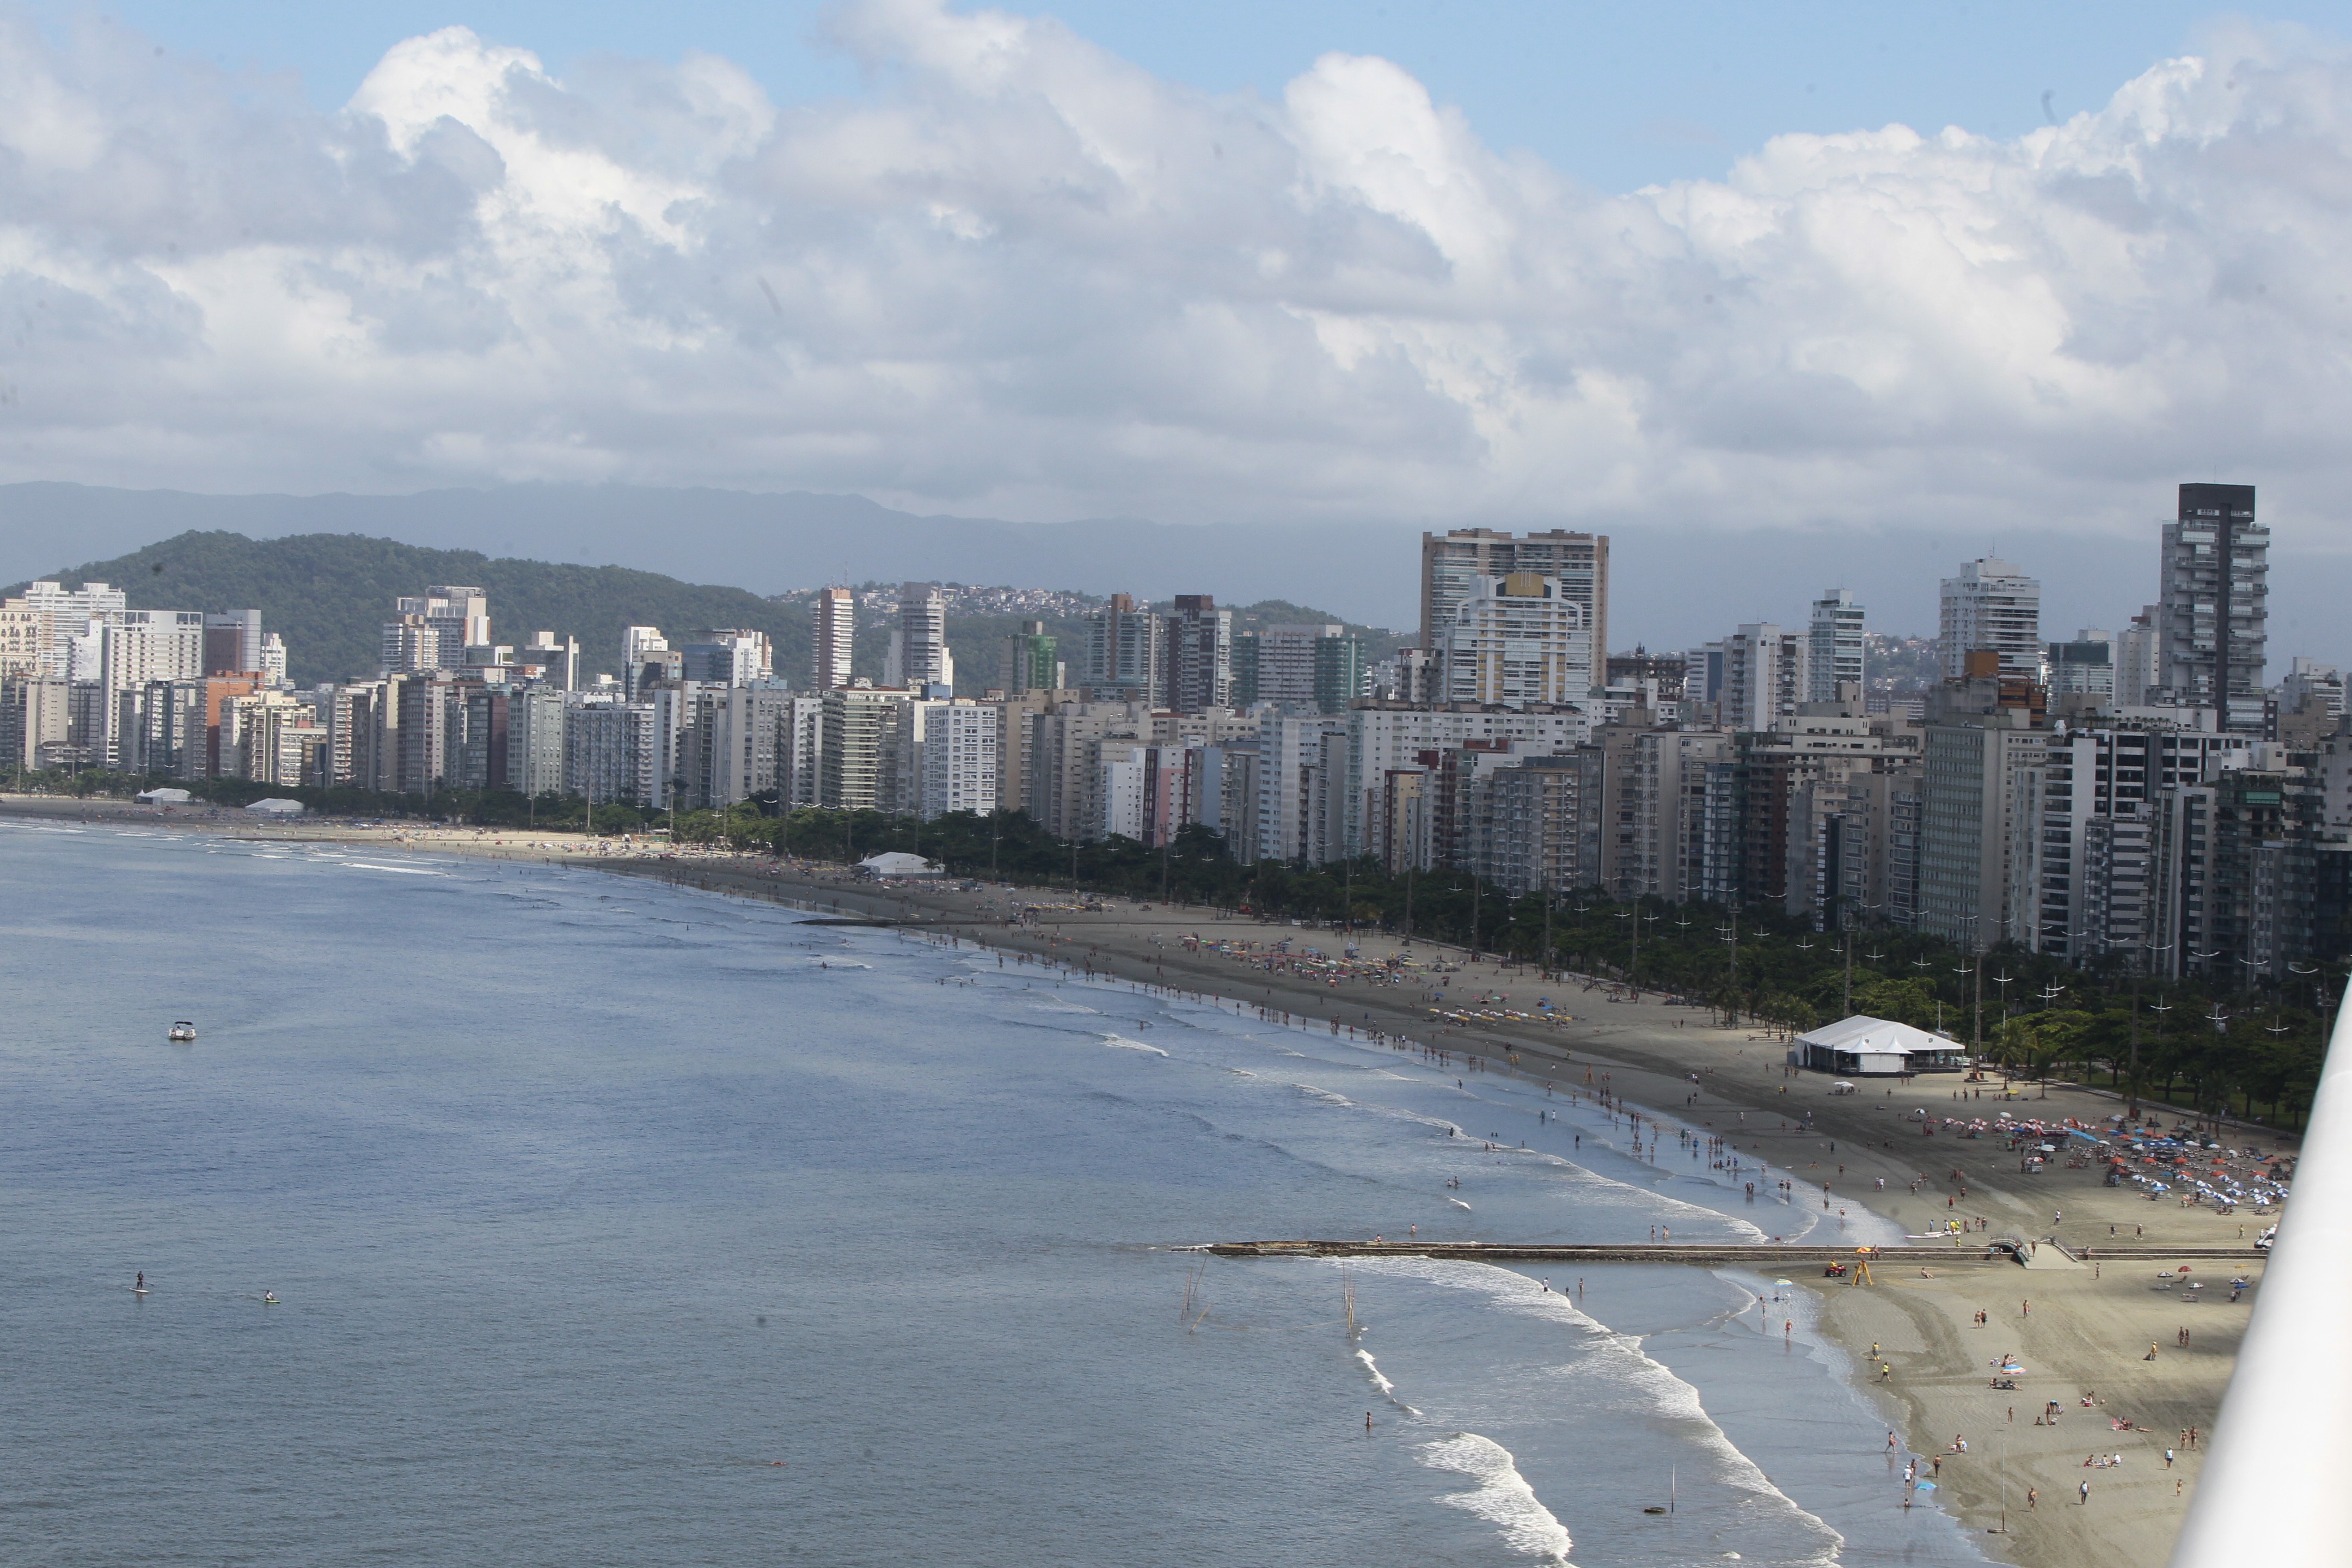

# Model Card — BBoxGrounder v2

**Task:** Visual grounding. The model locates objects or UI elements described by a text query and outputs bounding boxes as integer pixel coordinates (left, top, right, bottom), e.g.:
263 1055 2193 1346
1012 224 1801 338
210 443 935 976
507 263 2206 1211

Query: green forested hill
9 531 811 685
10 530 1405 689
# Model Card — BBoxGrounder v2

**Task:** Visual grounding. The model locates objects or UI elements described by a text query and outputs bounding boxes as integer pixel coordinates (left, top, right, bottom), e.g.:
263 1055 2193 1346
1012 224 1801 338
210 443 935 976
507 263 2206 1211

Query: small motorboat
167 1021 197 1043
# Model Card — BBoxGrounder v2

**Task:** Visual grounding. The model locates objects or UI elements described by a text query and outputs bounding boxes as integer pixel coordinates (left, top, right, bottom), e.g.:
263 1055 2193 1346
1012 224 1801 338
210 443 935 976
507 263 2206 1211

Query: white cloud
0 1 2347 546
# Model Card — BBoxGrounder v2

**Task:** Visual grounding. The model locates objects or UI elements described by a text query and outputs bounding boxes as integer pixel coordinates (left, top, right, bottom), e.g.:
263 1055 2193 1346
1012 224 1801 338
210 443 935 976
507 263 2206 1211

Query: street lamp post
2131 940 2175 1119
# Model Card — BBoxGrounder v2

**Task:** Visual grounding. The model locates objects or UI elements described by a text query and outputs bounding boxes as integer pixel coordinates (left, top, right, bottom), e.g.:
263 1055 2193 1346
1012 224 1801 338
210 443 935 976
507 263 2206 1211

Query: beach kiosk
1792 1015 1968 1077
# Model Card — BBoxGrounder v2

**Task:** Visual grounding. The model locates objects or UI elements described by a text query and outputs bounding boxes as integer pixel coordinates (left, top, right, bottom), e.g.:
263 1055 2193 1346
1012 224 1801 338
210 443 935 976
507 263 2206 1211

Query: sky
4 1 2352 641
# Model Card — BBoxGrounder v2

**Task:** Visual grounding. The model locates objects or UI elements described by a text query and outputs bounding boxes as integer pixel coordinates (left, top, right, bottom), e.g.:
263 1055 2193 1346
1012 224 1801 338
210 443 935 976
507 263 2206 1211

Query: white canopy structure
2169 984 2352 1567
1792 1015 1968 1076
136 787 192 804
856 851 942 878
243 798 305 816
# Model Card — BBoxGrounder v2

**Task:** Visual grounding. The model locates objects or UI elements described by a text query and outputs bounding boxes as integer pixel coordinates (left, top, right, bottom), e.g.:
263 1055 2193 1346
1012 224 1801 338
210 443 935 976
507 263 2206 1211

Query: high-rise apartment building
1805 590 1865 705
2115 607 2161 706
1419 529 1609 672
1235 626 1367 714
1000 622 1061 694
507 687 568 796
886 584 951 693
679 630 774 687
2159 482 2269 732
1436 574 1594 710
566 696 659 806
1466 751 1606 899
819 683 915 811
97 611 207 766
1085 595 1161 705
0 598 46 677
204 610 263 675
2013 722 2249 961
911 700 1001 820
1938 559 2042 682
16 581 127 675
1163 595 1232 714
380 587 488 675
1717 624 1806 733
812 588 856 691
2045 633 2116 701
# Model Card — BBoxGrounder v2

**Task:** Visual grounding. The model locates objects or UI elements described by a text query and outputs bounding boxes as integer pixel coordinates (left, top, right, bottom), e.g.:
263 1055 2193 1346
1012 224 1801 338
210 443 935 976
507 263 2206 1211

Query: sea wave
1420 1432 1573 1563
1365 1257 1844 1565
1355 1348 1420 1414
1100 1034 1168 1056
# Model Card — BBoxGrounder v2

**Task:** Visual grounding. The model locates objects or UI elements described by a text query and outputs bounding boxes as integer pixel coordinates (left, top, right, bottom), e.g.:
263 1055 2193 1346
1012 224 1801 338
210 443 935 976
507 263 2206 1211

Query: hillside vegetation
8 531 806 686
15 531 1399 688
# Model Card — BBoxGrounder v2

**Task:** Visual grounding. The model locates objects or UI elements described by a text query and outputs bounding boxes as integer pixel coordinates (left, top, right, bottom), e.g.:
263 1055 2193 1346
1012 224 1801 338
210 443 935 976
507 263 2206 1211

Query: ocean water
0 824 1987 1567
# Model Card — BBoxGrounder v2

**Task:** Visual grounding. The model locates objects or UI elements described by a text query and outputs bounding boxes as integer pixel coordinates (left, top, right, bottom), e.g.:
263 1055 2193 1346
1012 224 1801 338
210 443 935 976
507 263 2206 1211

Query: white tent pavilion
856 851 942 878
1792 1015 1968 1076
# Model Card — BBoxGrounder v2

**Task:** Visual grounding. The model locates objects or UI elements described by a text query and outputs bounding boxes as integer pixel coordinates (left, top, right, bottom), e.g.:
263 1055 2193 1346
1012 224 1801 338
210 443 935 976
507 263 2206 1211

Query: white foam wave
1421 1432 1573 1563
340 862 443 875
1355 1348 1420 1414
1100 1034 1168 1056
1449 1198 1473 1211
1359 1256 1844 1564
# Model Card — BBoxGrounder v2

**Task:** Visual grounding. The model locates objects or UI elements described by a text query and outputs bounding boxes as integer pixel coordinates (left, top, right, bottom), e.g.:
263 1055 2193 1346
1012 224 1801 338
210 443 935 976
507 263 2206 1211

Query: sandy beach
12 797 2281 1566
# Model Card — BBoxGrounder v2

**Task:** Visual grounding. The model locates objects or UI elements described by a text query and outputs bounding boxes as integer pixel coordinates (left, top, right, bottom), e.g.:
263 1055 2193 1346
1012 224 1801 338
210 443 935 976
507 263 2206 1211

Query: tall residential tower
1420 529 1608 690
2159 482 2268 732
812 587 856 691
1938 559 2041 682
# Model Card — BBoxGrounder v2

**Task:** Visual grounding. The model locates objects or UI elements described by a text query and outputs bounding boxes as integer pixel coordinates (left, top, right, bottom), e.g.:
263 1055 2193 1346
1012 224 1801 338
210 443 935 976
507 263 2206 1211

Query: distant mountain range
10 529 1397 687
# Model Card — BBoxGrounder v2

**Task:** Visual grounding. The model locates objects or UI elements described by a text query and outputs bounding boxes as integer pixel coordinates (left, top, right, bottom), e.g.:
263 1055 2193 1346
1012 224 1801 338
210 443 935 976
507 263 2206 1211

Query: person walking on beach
2027 1488 2038 1510
2079 1480 2090 1505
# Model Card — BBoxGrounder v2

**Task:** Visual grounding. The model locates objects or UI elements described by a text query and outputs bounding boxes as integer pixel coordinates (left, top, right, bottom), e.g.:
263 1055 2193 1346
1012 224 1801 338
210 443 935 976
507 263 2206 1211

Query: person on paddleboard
136 1272 145 1292
262 1292 278 1304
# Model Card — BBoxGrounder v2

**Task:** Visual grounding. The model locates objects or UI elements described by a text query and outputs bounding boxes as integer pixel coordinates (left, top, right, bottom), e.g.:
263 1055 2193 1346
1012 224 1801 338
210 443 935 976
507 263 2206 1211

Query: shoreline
13 798 2279 1565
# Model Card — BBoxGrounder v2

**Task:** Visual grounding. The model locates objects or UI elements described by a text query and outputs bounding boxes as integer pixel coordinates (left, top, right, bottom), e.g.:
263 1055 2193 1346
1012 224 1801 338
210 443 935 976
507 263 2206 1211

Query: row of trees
14 762 2332 1132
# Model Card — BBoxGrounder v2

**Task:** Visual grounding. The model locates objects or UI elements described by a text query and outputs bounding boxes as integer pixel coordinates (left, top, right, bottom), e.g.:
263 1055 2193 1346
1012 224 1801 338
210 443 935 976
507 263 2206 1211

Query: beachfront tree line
22 763 2330 1132
785 805 2333 1135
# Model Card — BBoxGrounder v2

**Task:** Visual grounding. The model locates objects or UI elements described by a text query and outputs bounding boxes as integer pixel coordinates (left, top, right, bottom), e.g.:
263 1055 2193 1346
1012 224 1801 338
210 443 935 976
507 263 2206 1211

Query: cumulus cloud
0 0 2347 543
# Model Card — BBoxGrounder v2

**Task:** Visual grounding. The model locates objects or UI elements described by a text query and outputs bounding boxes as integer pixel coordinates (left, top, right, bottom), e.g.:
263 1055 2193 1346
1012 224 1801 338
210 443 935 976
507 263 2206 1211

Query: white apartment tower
381 586 489 673
812 587 856 691
1805 589 1864 705
1718 623 1806 732
1938 559 2042 682
886 583 951 693
16 580 127 676
1437 573 1594 710
1419 529 1609 674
